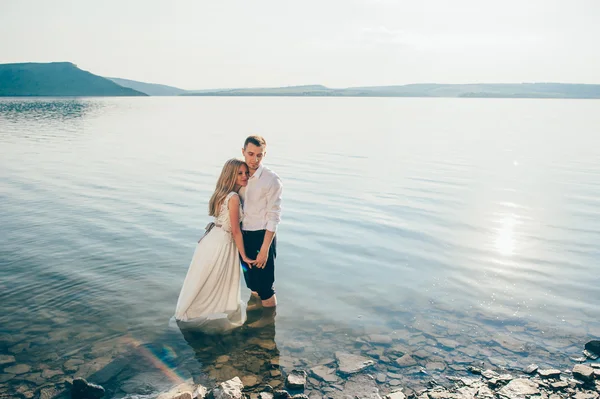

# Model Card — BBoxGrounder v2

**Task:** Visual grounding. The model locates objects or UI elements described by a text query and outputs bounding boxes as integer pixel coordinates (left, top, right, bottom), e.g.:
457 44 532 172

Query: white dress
174 192 246 333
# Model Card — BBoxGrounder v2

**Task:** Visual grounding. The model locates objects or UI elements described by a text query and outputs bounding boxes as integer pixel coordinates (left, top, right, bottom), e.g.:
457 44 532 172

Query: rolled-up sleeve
265 176 283 233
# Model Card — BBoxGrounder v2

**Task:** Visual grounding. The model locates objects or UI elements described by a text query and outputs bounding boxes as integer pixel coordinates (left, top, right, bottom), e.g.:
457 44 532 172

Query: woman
174 158 254 333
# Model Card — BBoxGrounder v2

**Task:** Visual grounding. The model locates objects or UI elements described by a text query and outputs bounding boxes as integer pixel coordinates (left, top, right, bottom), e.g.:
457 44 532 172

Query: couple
174 135 282 333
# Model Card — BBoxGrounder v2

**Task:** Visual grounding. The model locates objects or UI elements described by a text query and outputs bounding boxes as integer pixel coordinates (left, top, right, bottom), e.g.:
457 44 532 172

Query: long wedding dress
174 192 246 333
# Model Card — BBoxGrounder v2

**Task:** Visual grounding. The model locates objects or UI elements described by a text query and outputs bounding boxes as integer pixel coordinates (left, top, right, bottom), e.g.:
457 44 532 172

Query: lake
1 97 599 398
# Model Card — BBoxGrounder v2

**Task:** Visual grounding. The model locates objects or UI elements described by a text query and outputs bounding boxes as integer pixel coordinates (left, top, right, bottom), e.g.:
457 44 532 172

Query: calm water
1 97 599 397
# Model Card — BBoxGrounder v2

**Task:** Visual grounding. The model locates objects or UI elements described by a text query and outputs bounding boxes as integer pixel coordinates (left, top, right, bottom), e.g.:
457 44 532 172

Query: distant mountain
108 77 186 96
181 83 600 99
0 62 146 97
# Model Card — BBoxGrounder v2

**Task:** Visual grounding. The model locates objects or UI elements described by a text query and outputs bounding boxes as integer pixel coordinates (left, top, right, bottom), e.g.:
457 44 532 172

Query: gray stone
310 365 337 383
437 339 459 349
549 381 569 390
211 377 244 399
572 393 599 399
538 369 561 379
335 352 375 375
0 373 15 383
369 335 393 345
259 393 274 399
72 378 105 399
481 370 498 379
573 364 595 382
389 380 402 386
524 364 539 374
425 362 446 372
286 370 307 390
385 392 406 399
325 374 382 399
0 355 16 365
376 373 387 383
3 364 31 374
396 355 417 368
498 379 539 399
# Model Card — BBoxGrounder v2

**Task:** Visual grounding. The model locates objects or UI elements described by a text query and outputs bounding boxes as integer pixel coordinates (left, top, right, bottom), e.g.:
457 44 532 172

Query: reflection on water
1 97 599 398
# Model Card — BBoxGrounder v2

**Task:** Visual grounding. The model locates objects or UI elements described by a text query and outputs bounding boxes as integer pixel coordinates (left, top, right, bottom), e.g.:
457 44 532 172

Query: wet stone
437 339 459 349
0 355 16 365
259 393 274 399
72 378 105 399
0 373 15 383
573 364 595 382
524 364 539 374
385 392 406 399
38 385 67 399
370 335 393 345
584 350 599 361
212 377 244 399
335 352 375 375
286 370 307 390
310 365 338 383
271 370 282 377
591 364 600 369
396 355 417 368
4 363 31 374
539 369 562 379
585 341 600 357
389 379 402 386
241 375 260 388
498 379 539 399
549 381 569 390
217 355 231 364
425 362 446 372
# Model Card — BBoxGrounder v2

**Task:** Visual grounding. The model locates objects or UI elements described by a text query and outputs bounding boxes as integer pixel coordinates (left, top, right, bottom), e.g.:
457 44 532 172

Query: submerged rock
310 365 337 383
523 364 538 374
335 352 375 375
0 355 16 365
72 378 105 399
286 370 307 390
3 364 31 374
326 374 381 399
395 354 417 368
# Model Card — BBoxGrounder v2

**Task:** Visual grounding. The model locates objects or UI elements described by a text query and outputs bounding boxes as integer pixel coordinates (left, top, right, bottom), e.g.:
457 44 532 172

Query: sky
1 0 599 89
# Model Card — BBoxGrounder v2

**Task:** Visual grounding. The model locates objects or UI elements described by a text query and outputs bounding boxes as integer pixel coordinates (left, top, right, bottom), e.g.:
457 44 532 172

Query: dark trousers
242 230 276 300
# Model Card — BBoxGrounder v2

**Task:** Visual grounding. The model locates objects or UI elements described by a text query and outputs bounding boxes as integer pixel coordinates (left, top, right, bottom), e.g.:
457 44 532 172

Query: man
239 135 283 328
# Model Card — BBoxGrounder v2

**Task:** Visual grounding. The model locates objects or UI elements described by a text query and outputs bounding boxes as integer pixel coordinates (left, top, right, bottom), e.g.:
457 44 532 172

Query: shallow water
1 97 599 397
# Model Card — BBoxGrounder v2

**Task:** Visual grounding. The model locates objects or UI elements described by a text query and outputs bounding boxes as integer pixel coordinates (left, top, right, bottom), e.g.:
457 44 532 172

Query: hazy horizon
1 0 600 89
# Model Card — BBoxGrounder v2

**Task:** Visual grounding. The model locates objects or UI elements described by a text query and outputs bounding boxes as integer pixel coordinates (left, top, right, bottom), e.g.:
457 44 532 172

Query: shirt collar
251 163 265 179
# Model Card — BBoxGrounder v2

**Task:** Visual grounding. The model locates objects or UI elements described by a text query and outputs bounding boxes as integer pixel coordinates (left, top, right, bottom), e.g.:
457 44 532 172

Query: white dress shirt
240 164 283 233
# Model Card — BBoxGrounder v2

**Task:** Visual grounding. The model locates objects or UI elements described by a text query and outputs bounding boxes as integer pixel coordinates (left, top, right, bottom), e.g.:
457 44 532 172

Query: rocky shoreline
12 341 597 399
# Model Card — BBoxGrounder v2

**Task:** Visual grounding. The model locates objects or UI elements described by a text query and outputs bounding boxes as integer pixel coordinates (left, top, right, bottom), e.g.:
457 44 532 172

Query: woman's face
236 164 249 187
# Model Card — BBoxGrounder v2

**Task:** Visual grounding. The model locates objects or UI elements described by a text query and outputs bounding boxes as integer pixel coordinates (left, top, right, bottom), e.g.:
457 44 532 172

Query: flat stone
426 362 446 372
498 378 539 399
310 365 338 383
286 370 307 390
538 369 561 379
573 364 595 382
0 373 15 383
212 377 244 399
396 355 417 368
241 375 260 388
389 379 402 386
572 393 599 399
369 335 393 345
259 393 274 399
549 381 569 390
0 355 16 365
271 370 282 377
335 352 375 375
41 368 64 379
590 363 600 369
376 373 387 383
524 364 538 374
326 374 382 399
584 350 599 360
3 364 31 374
249 338 277 351
437 338 459 349
217 355 231 363
385 392 406 399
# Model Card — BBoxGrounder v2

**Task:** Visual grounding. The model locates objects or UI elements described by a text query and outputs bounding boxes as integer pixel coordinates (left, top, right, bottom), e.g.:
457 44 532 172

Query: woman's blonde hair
208 158 248 217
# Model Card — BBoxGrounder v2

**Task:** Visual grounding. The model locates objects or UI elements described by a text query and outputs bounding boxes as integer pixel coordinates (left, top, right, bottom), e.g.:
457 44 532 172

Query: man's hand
241 255 256 269
255 249 269 269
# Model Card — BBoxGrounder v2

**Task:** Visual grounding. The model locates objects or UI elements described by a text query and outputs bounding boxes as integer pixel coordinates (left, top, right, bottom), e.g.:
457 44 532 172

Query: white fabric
174 192 246 333
239 164 283 232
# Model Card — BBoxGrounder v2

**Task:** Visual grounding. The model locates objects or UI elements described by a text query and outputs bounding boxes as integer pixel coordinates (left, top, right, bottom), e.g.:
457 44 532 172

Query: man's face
242 143 266 172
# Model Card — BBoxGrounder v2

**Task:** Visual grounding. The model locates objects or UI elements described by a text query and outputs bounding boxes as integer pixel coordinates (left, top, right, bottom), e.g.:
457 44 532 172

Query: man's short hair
244 135 267 149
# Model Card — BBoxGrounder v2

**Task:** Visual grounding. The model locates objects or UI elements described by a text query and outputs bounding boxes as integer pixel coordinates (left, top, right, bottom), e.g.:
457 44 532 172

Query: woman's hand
241 255 255 268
